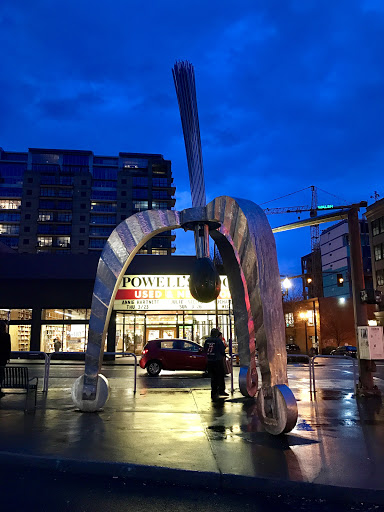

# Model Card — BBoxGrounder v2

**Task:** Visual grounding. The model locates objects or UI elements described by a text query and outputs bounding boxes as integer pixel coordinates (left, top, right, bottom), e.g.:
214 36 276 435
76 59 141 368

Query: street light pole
304 319 308 354
348 208 379 396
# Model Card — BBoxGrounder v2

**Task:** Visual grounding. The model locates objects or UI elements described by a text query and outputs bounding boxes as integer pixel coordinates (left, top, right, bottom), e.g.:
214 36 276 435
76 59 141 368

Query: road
10 357 384 394
2 464 382 512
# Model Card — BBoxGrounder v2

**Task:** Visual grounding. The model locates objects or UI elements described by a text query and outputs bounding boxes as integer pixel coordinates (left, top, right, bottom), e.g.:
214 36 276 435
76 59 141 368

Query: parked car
330 345 357 358
139 339 208 376
286 343 301 354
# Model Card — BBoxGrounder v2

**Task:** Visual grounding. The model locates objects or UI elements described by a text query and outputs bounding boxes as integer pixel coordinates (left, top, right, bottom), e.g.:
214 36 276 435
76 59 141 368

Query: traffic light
337 274 344 287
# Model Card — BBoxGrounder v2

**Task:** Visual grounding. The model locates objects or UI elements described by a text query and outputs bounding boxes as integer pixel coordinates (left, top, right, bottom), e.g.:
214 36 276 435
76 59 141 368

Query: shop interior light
55 310 75 318
338 297 346 305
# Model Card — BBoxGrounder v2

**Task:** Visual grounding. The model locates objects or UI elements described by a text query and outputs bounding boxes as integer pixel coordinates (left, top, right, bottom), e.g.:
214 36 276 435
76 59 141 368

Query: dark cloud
0 0 383 273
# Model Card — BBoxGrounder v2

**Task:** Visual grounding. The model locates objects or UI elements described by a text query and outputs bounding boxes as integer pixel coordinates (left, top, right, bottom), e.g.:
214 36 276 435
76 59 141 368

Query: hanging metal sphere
189 257 221 303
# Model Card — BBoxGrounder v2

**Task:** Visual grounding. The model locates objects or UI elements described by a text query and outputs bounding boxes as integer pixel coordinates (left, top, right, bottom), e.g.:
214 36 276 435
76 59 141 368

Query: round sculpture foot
256 384 298 435
71 374 110 412
239 365 258 397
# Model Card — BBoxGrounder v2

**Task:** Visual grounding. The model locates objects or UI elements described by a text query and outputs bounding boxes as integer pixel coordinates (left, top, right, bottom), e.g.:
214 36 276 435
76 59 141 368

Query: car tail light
142 349 148 355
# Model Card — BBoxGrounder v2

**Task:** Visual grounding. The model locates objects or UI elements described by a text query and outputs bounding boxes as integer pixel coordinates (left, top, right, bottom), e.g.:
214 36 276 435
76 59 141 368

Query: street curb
1 451 383 505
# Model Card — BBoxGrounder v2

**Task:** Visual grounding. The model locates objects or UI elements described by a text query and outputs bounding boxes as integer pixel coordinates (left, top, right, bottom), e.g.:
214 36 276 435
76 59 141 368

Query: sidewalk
0 368 383 505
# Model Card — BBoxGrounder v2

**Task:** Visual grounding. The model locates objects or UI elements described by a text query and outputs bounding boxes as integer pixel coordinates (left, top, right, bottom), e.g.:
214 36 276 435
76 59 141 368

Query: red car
139 339 207 376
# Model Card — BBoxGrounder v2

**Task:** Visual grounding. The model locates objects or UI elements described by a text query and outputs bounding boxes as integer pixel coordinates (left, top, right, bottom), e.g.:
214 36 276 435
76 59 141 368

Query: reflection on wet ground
0 362 383 494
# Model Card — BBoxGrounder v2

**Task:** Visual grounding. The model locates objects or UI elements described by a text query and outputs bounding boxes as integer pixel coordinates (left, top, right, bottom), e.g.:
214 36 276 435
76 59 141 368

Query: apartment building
0 147 176 254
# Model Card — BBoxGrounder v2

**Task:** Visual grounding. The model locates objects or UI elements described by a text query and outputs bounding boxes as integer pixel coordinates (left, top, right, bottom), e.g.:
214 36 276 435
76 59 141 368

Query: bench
1 366 38 411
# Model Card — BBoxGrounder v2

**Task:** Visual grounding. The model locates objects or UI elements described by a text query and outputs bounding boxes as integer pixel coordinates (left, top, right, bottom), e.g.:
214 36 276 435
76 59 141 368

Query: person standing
204 328 228 401
53 338 61 352
0 321 11 398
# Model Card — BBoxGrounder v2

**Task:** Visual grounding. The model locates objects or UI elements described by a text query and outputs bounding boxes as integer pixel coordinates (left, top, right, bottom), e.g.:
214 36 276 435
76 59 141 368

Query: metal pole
313 300 318 354
304 320 308 354
228 300 234 394
348 208 379 395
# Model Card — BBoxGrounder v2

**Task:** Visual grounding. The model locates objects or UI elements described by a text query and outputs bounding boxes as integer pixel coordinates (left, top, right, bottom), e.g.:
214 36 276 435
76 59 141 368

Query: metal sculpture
71 61 298 435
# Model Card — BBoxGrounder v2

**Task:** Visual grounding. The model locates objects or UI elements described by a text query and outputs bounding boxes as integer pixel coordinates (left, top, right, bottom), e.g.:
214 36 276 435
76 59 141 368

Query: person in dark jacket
204 327 228 401
0 321 11 397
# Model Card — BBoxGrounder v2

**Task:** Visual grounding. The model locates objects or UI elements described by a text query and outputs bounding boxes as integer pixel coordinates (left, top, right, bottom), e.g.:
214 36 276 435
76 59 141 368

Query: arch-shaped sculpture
72 196 297 434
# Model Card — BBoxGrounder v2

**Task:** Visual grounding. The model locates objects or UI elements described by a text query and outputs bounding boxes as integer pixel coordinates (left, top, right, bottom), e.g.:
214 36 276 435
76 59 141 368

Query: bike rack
311 354 357 397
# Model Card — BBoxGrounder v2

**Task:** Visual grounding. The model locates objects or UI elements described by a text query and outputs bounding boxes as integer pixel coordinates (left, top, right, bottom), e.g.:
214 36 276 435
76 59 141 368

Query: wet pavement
0 361 383 504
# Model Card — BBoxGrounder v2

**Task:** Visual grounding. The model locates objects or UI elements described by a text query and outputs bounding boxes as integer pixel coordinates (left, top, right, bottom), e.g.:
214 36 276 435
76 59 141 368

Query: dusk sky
1 0 383 281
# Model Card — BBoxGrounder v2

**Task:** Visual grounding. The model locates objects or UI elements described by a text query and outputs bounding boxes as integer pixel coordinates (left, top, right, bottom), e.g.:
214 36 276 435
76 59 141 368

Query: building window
89 226 113 236
26 190 32 195
121 179 127 185
81 180 87 185
81 191 86 197
132 177 148 187
133 201 148 211
80 215 86 221
377 269 384 286
152 249 168 255
121 191 126 196
90 215 116 225
24 227 30 232
0 212 20 221
153 190 169 199
80 228 85 233
80 204 86 209
132 189 148 200
377 269 384 287
0 199 21 210
37 236 53 247
90 202 117 212
152 201 168 210
27 177 33 183
79 240 85 246
284 313 294 327
92 168 118 180
121 203 126 208
374 243 383 261
26 202 31 207
89 239 107 249
23 239 29 245
25 214 31 220
153 178 168 187
0 224 19 235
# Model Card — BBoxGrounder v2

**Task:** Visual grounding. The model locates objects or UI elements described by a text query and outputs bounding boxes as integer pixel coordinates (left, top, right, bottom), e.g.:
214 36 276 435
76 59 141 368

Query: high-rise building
320 219 372 298
0 147 176 254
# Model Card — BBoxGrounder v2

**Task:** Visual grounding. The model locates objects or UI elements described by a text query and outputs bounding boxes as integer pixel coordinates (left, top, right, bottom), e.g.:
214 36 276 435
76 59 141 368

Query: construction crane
263 186 321 249
262 186 367 251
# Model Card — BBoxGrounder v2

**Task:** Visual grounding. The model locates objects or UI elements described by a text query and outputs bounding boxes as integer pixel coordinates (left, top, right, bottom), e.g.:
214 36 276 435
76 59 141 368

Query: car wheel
146 360 161 376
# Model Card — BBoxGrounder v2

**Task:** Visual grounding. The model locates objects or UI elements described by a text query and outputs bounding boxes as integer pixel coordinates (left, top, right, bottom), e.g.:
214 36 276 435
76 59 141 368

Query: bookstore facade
0 254 234 356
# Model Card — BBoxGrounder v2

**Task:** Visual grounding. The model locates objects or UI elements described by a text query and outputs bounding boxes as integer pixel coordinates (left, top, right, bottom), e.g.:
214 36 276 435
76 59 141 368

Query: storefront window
42 324 88 353
42 309 90 320
9 324 31 351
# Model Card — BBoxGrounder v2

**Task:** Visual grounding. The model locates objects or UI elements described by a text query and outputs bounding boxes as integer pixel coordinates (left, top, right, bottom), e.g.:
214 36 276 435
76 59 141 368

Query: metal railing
287 354 313 395
103 352 137 394
10 350 137 394
311 355 357 396
10 351 50 392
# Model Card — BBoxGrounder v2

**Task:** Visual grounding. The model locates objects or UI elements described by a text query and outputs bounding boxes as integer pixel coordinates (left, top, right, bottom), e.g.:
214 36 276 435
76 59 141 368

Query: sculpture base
72 374 110 412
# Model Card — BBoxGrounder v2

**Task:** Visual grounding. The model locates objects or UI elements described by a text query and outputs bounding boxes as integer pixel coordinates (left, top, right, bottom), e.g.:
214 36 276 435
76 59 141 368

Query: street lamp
282 277 292 298
299 310 311 354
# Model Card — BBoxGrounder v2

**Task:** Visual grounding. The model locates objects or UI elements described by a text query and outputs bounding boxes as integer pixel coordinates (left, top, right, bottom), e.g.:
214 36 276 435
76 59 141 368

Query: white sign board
358 326 384 360
113 275 231 311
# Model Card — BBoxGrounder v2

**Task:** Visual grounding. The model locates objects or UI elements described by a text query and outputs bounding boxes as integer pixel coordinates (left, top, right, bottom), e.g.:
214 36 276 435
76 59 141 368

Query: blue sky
1 0 383 280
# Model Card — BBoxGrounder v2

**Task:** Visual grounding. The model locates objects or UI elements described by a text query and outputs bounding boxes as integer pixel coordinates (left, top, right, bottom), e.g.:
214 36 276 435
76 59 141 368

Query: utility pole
348 208 379 396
